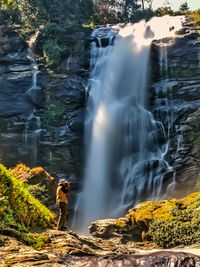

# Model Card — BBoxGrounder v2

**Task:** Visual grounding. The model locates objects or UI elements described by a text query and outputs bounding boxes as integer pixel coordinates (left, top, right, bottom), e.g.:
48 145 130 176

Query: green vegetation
91 0 154 24
191 9 200 26
183 113 200 156
24 232 50 250
127 192 200 247
10 164 57 208
0 0 47 27
41 21 81 67
116 219 126 228
1 0 199 69
43 40 62 67
0 163 54 249
179 1 190 13
42 101 66 129
0 0 93 68
195 174 200 191
27 183 49 207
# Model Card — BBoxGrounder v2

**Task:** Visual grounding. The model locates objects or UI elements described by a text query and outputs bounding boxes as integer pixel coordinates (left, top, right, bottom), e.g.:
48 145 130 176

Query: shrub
127 192 200 248
116 219 125 228
42 101 66 129
43 40 62 67
149 220 200 248
24 232 50 250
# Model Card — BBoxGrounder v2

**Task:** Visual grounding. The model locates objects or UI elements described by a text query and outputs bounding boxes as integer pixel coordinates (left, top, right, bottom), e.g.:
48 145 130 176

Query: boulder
11 164 58 207
90 192 200 248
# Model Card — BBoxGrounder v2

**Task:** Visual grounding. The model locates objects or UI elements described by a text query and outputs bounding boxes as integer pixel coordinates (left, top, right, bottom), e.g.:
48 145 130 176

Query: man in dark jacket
56 179 70 231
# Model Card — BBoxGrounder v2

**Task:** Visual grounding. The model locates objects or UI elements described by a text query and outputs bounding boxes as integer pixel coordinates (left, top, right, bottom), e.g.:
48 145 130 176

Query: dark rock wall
0 25 45 167
0 24 91 221
150 23 200 197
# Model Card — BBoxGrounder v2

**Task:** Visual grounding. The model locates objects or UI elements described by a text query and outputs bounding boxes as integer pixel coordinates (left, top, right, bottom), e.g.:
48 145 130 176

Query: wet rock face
150 24 200 197
0 23 89 171
0 25 45 167
0 23 90 224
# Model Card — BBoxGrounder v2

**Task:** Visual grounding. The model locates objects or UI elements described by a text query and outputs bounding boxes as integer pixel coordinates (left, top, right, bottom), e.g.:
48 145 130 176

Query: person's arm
57 187 63 199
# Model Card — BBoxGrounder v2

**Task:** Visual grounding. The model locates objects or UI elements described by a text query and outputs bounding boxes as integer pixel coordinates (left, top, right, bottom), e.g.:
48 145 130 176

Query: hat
59 179 67 185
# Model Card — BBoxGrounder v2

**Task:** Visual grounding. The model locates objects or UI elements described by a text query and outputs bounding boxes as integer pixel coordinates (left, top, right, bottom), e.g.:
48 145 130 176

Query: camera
64 181 70 187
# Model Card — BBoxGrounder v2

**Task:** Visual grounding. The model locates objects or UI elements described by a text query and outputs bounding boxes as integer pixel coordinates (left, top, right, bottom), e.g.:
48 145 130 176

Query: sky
152 0 200 11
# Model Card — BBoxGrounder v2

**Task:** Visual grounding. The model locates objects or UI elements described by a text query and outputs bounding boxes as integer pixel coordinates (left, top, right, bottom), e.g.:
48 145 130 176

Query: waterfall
75 16 185 232
23 49 42 166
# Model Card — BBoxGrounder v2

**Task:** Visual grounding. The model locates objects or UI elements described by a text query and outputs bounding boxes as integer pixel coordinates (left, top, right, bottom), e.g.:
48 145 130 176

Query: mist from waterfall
74 16 185 232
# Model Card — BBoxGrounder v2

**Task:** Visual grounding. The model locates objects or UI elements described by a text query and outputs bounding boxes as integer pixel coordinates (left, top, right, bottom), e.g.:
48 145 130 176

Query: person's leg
57 202 67 230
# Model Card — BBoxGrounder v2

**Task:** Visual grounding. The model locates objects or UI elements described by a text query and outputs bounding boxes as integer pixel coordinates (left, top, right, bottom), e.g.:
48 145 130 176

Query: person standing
56 179 70 231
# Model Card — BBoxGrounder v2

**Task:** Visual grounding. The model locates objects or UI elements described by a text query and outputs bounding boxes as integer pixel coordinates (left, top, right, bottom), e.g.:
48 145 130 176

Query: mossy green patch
42 101 66 129
127 192 200 248
183 113 200 156
0 163 55 249
191 9 200 26
24 232 50 250
116 219 126 228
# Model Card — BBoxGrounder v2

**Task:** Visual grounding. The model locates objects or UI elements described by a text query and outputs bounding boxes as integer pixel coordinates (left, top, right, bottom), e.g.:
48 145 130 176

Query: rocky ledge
1 230 200 267
90 192 200 249
1 190 200 266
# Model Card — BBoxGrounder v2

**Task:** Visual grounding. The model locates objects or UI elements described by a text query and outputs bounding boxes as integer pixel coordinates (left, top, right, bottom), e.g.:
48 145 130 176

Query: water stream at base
74 16 185 232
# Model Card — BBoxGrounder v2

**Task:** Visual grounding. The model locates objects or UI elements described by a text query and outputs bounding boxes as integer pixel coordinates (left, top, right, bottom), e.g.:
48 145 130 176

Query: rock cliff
150 17 200 197
0 23 91 222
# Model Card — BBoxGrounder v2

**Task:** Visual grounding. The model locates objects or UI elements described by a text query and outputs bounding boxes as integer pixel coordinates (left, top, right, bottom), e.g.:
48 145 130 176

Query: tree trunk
141 0 144 11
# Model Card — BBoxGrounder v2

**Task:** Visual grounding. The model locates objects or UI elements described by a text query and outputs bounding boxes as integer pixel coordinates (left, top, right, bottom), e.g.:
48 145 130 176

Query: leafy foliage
0 0 48 27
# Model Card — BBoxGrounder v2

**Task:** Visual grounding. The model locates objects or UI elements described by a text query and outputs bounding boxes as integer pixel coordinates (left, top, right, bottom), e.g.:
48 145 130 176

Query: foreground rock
1 230 200 267
10 163 57 210
63 252 200 267
90 192 200 248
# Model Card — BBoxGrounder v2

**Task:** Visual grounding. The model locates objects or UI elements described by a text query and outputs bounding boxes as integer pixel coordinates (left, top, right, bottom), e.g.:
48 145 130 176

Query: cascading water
75 16 185 232
23 50 42 166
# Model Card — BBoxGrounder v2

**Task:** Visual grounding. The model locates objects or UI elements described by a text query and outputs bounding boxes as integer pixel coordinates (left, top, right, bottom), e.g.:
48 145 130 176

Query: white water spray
75 16 185 232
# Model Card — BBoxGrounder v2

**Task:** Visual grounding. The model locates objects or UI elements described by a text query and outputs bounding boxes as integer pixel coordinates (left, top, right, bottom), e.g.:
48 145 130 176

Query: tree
92 0 119 24
93 0 141 23
0 0 20 23
141 0 144 11
179 1 190 12
118 0 141 22
154 6 173 16
0 0 48 26
146 0 153 10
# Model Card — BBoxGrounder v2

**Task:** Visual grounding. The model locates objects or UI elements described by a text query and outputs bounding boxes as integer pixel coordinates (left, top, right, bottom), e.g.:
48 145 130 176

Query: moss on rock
0 163 55 249
128 192 200 247
10 163 57 208
90 192 200 248
183 109 200 156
